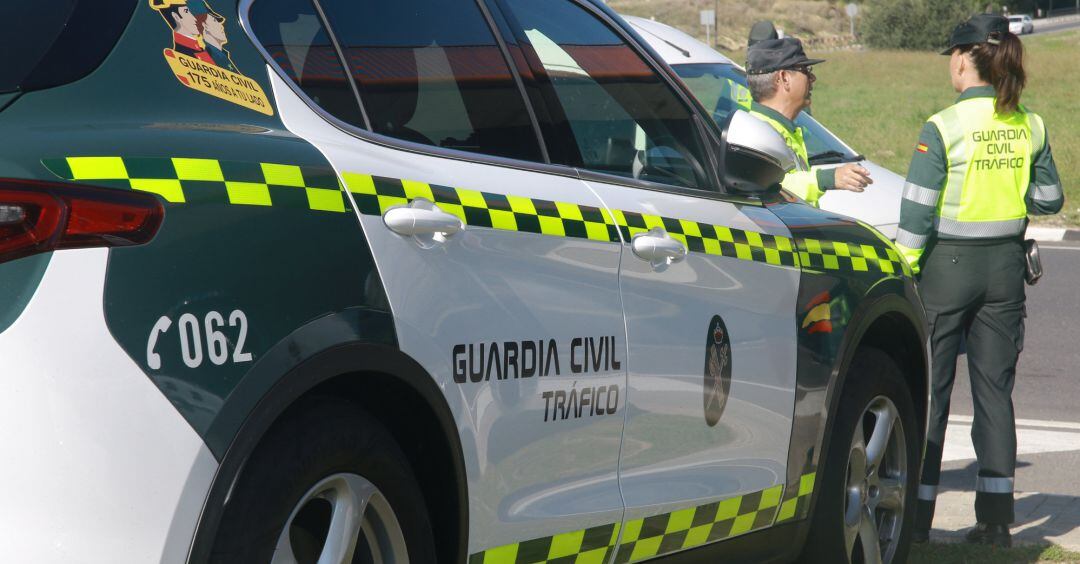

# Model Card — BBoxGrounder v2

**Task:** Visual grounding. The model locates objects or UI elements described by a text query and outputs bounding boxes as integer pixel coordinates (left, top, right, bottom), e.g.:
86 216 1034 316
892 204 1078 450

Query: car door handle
383 199 463 248
631 227 686 270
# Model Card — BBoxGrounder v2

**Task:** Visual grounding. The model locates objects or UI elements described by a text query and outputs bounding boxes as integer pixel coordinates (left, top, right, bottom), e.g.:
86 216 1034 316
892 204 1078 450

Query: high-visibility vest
749 110 822 205
926 98 1045 238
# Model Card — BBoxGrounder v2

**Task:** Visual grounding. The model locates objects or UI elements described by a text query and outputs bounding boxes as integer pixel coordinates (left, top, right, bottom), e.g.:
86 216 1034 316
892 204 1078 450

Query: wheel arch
829 290 930 445
808 289 929 522
187 340 468 564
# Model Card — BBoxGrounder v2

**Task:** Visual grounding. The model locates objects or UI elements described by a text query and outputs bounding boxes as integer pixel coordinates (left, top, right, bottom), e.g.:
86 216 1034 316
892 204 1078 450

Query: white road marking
950 414 1080 431
1041 246 1080 251
943 416 1080 462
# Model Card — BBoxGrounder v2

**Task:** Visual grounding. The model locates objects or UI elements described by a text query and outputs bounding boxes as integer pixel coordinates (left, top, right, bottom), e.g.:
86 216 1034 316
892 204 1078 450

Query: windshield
672 63 860 163
1009 16 1023 22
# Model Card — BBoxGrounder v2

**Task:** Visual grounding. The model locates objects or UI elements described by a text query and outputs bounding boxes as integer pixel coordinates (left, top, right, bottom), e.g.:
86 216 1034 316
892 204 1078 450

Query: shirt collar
173 32 203 52
957 85 996 102
750 102 798 134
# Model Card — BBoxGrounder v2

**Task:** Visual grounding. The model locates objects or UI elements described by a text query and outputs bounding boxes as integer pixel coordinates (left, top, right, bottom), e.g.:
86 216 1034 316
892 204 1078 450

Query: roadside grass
805 30 1080 225
911 541 1080 563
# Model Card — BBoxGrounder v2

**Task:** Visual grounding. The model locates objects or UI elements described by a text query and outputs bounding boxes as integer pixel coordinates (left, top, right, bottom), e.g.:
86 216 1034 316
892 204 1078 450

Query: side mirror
718 110 797 196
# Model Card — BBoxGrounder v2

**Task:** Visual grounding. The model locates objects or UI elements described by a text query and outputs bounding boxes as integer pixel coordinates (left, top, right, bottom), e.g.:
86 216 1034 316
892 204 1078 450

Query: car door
246 0 628 558
490 0 800 558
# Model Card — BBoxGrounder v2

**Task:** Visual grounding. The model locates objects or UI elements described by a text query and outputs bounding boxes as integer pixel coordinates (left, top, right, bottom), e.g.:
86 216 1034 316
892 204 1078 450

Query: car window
317 0 544 162
672 63 859 163
249 0 366 127
497 0 710 190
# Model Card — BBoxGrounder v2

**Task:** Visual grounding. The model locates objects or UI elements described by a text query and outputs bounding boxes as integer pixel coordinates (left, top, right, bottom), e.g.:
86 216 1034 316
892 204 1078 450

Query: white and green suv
0 1 928 562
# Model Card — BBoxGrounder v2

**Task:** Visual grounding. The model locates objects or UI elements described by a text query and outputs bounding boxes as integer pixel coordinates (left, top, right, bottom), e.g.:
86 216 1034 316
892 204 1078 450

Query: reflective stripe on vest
927 98 1045 238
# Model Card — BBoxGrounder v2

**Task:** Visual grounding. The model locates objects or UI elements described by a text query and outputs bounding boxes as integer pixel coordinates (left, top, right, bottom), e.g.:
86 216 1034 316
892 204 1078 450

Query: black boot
912 529 930 544
964 523 1012 547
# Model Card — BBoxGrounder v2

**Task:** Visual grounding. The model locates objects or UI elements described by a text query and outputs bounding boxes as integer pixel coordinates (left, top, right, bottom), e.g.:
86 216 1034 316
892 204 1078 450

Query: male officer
745 38 872 206
151 0 215 65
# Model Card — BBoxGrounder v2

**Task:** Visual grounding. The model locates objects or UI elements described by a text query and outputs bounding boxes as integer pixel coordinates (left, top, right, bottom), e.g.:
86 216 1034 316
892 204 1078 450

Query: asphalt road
938 242 1080 497
1030 16 1080 35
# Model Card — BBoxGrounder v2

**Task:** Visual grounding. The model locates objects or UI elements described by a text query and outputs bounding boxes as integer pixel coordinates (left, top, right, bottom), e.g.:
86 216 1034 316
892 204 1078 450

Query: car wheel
210 397 437 563
801 347 920 564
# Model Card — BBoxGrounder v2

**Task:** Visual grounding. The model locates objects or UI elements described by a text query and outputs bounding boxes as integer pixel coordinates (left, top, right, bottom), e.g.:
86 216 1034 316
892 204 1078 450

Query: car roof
622 15 735 66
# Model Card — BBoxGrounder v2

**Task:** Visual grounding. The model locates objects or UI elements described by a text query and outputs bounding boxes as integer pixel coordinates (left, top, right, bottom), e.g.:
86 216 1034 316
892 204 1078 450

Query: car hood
816 160 903 239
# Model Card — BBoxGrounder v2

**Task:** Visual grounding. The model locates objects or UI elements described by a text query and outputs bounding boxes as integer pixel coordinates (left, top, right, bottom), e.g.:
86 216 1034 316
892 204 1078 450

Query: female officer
896 14 1064 547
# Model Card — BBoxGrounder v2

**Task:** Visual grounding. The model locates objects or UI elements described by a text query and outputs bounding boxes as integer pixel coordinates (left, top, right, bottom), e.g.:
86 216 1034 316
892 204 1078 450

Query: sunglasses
786 66 816 78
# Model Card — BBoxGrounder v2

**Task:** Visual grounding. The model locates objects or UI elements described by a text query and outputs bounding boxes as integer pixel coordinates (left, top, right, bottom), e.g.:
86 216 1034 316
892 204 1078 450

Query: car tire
209 397 437 563
800 347 920 564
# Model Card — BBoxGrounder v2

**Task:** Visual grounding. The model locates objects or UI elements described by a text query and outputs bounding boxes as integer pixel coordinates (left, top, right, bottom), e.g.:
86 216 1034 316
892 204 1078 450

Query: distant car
1009 15 1035 35
625 15 904 238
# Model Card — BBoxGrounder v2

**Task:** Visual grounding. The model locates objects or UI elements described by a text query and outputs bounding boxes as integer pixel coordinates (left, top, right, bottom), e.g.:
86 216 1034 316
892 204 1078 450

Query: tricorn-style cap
748 20 780 47
746 37 825 75
941 14 1010 55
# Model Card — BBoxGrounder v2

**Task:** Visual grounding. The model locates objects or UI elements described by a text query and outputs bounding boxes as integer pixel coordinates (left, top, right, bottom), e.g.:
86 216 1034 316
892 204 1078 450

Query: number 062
147 310 253 370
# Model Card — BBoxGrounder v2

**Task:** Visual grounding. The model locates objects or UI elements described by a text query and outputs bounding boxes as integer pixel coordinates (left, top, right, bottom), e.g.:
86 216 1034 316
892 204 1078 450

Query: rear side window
316 0 544 162
0 0 136 93
249 0 366 128
672 64 752 128
498 0 709 190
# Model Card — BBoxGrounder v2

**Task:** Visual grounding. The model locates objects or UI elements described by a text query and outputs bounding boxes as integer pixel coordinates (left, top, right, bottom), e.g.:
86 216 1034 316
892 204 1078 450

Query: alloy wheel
272 473 409 564
843 395 908 564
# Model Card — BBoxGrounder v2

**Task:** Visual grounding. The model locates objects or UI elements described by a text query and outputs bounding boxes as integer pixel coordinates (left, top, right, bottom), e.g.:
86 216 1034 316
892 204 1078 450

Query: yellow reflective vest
897 86 1063 272
748 103 830 206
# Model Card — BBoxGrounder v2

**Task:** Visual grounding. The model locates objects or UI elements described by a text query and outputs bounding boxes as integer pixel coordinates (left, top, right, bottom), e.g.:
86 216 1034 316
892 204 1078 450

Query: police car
625 16 906 239
0 0 927 562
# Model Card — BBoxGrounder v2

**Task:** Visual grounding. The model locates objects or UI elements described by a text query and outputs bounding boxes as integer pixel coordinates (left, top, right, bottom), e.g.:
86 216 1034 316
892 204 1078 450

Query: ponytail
964 32 1026 115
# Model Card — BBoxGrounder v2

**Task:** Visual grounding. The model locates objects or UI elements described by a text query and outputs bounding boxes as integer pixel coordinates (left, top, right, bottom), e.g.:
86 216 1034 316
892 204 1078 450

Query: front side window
318 0 543 162
250 0 365 127
499 0 710 190
673 63 859 165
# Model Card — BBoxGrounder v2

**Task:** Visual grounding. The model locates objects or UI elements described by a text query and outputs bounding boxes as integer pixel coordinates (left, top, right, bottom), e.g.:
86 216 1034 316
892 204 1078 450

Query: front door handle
631 227 687 270
383 198 463 247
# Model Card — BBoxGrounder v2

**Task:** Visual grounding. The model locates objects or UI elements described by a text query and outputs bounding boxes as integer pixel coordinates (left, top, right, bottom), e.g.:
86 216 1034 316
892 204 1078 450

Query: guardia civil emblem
703 315 732 427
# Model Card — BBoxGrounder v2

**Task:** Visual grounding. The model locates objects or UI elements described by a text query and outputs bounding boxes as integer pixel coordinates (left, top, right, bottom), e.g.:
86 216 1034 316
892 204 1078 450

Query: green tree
863 0 987 50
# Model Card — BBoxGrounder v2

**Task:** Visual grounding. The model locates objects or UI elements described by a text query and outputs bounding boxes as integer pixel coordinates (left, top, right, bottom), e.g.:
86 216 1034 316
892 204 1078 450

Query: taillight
0 179 163 264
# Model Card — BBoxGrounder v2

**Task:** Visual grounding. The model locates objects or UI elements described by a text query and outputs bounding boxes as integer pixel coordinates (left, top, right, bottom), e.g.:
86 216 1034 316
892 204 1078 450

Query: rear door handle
631 227 687 270
383 198 463 247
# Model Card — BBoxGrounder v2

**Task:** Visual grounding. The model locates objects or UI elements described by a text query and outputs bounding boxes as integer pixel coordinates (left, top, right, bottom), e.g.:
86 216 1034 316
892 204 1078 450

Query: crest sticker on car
151 0 274 115
703 315 732 427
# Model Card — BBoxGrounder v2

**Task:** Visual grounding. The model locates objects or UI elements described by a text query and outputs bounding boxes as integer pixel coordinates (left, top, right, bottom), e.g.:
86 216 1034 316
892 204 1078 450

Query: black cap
941 14 1010 55
748 20 779 47
746 37 825 75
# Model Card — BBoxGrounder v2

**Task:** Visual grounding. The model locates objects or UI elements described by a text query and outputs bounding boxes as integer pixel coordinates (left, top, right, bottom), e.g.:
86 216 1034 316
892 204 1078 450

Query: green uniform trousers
916 239 1026 528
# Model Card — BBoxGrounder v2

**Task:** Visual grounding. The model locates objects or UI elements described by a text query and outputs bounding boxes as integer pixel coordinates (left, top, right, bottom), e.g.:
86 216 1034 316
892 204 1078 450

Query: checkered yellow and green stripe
776 472 817 523
613 484 784 563
342 172 621 244
468 522 621 564
42 158 909 277
797 239 911 277
42 156 347 213
342 172 907 277
469 483 800 564
609 209 800 268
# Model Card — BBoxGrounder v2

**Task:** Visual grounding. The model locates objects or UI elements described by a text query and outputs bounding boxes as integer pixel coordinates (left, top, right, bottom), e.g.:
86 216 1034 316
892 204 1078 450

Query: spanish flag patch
916 143 929 153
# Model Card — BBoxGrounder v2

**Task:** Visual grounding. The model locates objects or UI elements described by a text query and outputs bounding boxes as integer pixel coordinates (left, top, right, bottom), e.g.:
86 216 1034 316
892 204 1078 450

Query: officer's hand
834 164 873 192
